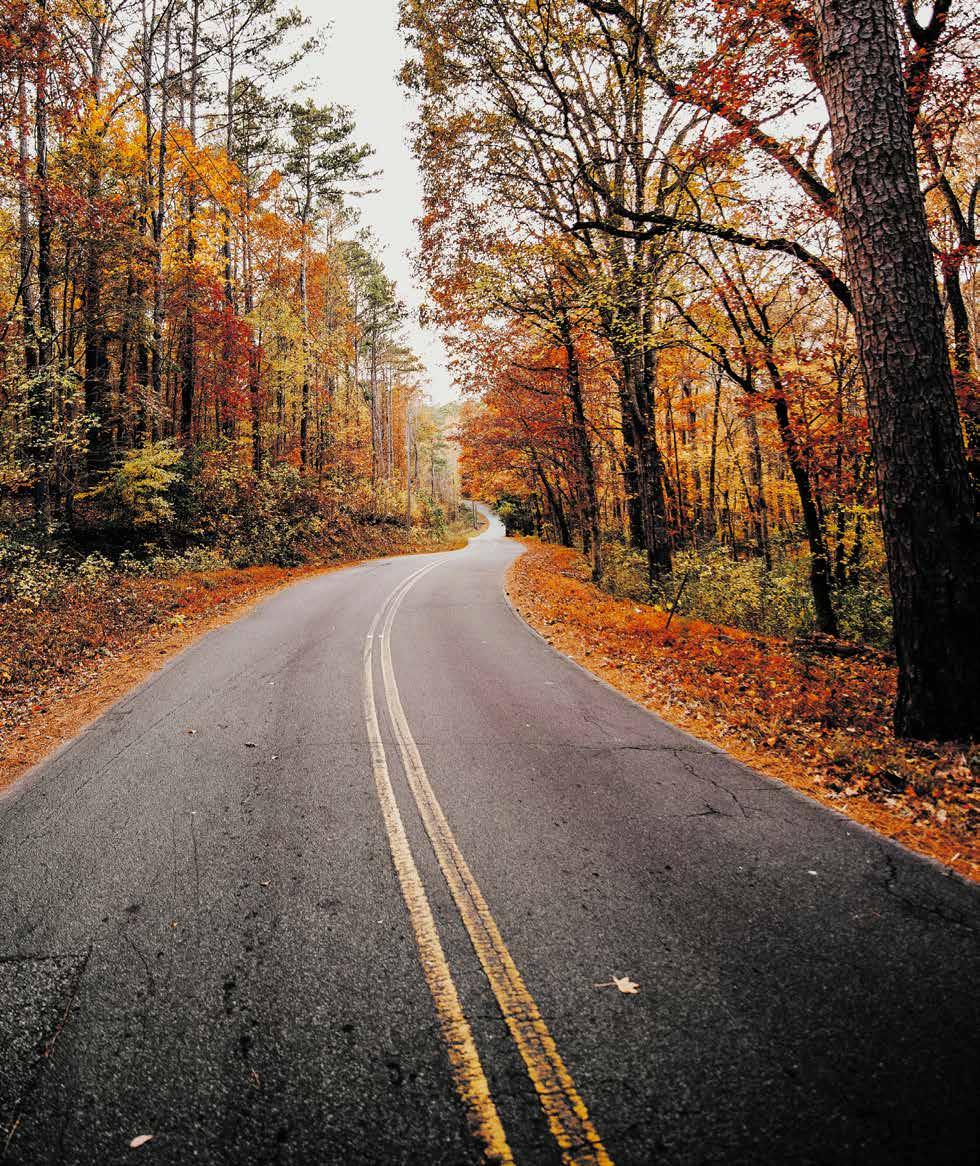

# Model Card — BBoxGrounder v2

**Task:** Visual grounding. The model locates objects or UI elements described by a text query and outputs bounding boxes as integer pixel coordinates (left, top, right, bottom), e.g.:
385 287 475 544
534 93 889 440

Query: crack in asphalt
676 754 753 820
2 945 92 1159
875 844 977 934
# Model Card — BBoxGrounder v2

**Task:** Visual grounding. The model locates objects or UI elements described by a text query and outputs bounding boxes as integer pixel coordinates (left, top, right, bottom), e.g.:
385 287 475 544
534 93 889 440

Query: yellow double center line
364 563 614 1166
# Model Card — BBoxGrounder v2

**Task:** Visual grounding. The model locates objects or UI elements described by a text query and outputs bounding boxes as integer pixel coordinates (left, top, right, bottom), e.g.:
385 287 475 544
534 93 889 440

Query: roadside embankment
507 538 978 879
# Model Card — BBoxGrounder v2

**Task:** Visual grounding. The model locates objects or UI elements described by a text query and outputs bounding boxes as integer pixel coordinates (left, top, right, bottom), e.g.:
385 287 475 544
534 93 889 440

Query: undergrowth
599 537 892 648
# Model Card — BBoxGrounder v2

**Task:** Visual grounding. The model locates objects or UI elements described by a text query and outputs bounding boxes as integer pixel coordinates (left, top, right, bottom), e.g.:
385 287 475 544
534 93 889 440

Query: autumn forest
405 0 978 743
1 0 465 600
0 3 978 1160
1 0 977 765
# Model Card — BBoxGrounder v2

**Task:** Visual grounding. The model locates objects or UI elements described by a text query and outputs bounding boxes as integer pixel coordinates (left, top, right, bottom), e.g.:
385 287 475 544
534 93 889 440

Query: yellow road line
363 565 515 1166
379 573 614 1166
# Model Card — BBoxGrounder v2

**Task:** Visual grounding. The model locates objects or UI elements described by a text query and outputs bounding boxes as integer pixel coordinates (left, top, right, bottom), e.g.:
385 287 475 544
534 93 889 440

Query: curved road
1 509 977 1165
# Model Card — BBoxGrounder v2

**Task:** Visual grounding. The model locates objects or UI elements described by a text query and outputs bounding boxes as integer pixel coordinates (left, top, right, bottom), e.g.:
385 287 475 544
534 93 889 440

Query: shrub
0 535 68 607
599 534 893 647
181 451 326 567
419 498 447 538
493 493 535 535
80 441 184 532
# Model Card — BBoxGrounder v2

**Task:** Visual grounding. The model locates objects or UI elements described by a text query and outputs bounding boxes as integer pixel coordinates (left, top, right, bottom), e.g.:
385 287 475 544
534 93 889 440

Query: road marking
377 570 614 1166
363 564 515 1166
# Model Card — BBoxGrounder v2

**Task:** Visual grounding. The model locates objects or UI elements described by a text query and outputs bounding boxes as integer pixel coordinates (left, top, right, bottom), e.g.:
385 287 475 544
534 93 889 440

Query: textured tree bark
814 0 979 737
616 347 671 584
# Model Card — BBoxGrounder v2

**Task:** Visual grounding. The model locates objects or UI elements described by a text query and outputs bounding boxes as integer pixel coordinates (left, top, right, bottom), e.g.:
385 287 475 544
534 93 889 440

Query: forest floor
507 538 978 881
0 518 477 796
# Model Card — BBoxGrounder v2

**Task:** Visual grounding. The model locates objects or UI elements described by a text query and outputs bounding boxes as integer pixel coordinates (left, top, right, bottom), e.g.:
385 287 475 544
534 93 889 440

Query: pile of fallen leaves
0 522 468 793
508 539 978 879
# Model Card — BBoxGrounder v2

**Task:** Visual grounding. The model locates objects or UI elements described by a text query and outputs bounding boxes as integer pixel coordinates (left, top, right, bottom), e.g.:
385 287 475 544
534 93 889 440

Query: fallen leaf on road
129 1134 154 1148
595 975 640 994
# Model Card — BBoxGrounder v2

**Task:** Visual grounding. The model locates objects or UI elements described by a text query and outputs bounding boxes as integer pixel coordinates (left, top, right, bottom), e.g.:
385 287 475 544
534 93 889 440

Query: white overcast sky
301 0 455 403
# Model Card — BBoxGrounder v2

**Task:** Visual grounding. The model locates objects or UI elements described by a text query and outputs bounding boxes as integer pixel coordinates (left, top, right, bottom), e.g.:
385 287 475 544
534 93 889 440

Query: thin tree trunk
17 63 37 380
765 360 838 636
82 19 111 477
744 407 771 569
30 6 53 530
707 373 721 536
563 325 603 580
149 10 171 434
180 0 200 439
299 234 310 470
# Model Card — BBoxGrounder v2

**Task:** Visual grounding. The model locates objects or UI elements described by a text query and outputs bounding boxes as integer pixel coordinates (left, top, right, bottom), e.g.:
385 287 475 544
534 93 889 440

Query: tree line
402 0 978 740
0 0 457 569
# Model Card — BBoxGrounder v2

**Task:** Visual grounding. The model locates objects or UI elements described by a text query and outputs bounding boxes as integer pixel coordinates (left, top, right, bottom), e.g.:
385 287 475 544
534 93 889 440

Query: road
1 507 977 1165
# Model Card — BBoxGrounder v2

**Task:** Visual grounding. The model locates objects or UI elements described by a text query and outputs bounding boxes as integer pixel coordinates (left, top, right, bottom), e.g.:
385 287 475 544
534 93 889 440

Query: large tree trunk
615 347 672 584
814 0 979 738
599 294 670 576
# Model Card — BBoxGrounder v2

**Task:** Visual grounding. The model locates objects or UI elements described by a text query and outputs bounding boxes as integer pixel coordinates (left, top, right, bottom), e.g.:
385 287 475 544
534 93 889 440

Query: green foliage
419 498 447 538
835 562 893 647
601 537 892 646
493 493 535 535
0 532 114 609
81 441 184 531
183 451 325 567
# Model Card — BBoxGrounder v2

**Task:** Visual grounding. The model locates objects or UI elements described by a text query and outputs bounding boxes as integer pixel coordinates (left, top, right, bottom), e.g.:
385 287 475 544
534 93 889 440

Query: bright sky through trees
305 0 454 402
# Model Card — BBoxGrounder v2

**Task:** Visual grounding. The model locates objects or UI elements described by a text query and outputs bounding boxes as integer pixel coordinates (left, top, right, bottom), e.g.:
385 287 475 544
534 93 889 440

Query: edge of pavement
0 529 482 803
499 547 979 897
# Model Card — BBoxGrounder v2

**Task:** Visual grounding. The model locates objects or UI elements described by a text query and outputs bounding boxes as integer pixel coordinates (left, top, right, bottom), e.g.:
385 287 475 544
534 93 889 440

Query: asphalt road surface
2 508 978 1166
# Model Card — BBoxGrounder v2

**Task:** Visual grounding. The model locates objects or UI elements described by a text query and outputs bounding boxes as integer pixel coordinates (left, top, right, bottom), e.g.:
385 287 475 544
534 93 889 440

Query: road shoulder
505 537 978 880
0 525 476 798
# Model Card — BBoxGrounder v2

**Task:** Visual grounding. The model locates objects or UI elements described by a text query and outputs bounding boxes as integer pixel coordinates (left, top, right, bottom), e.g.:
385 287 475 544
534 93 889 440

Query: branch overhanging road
1 507 977 1165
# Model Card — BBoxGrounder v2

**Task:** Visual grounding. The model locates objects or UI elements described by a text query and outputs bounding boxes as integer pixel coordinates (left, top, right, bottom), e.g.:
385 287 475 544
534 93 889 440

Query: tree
284 100 373 470
811 0 978 737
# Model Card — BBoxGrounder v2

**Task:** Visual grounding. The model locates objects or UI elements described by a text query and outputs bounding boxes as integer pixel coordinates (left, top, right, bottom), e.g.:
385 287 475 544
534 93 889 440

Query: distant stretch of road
1 506 977 1164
